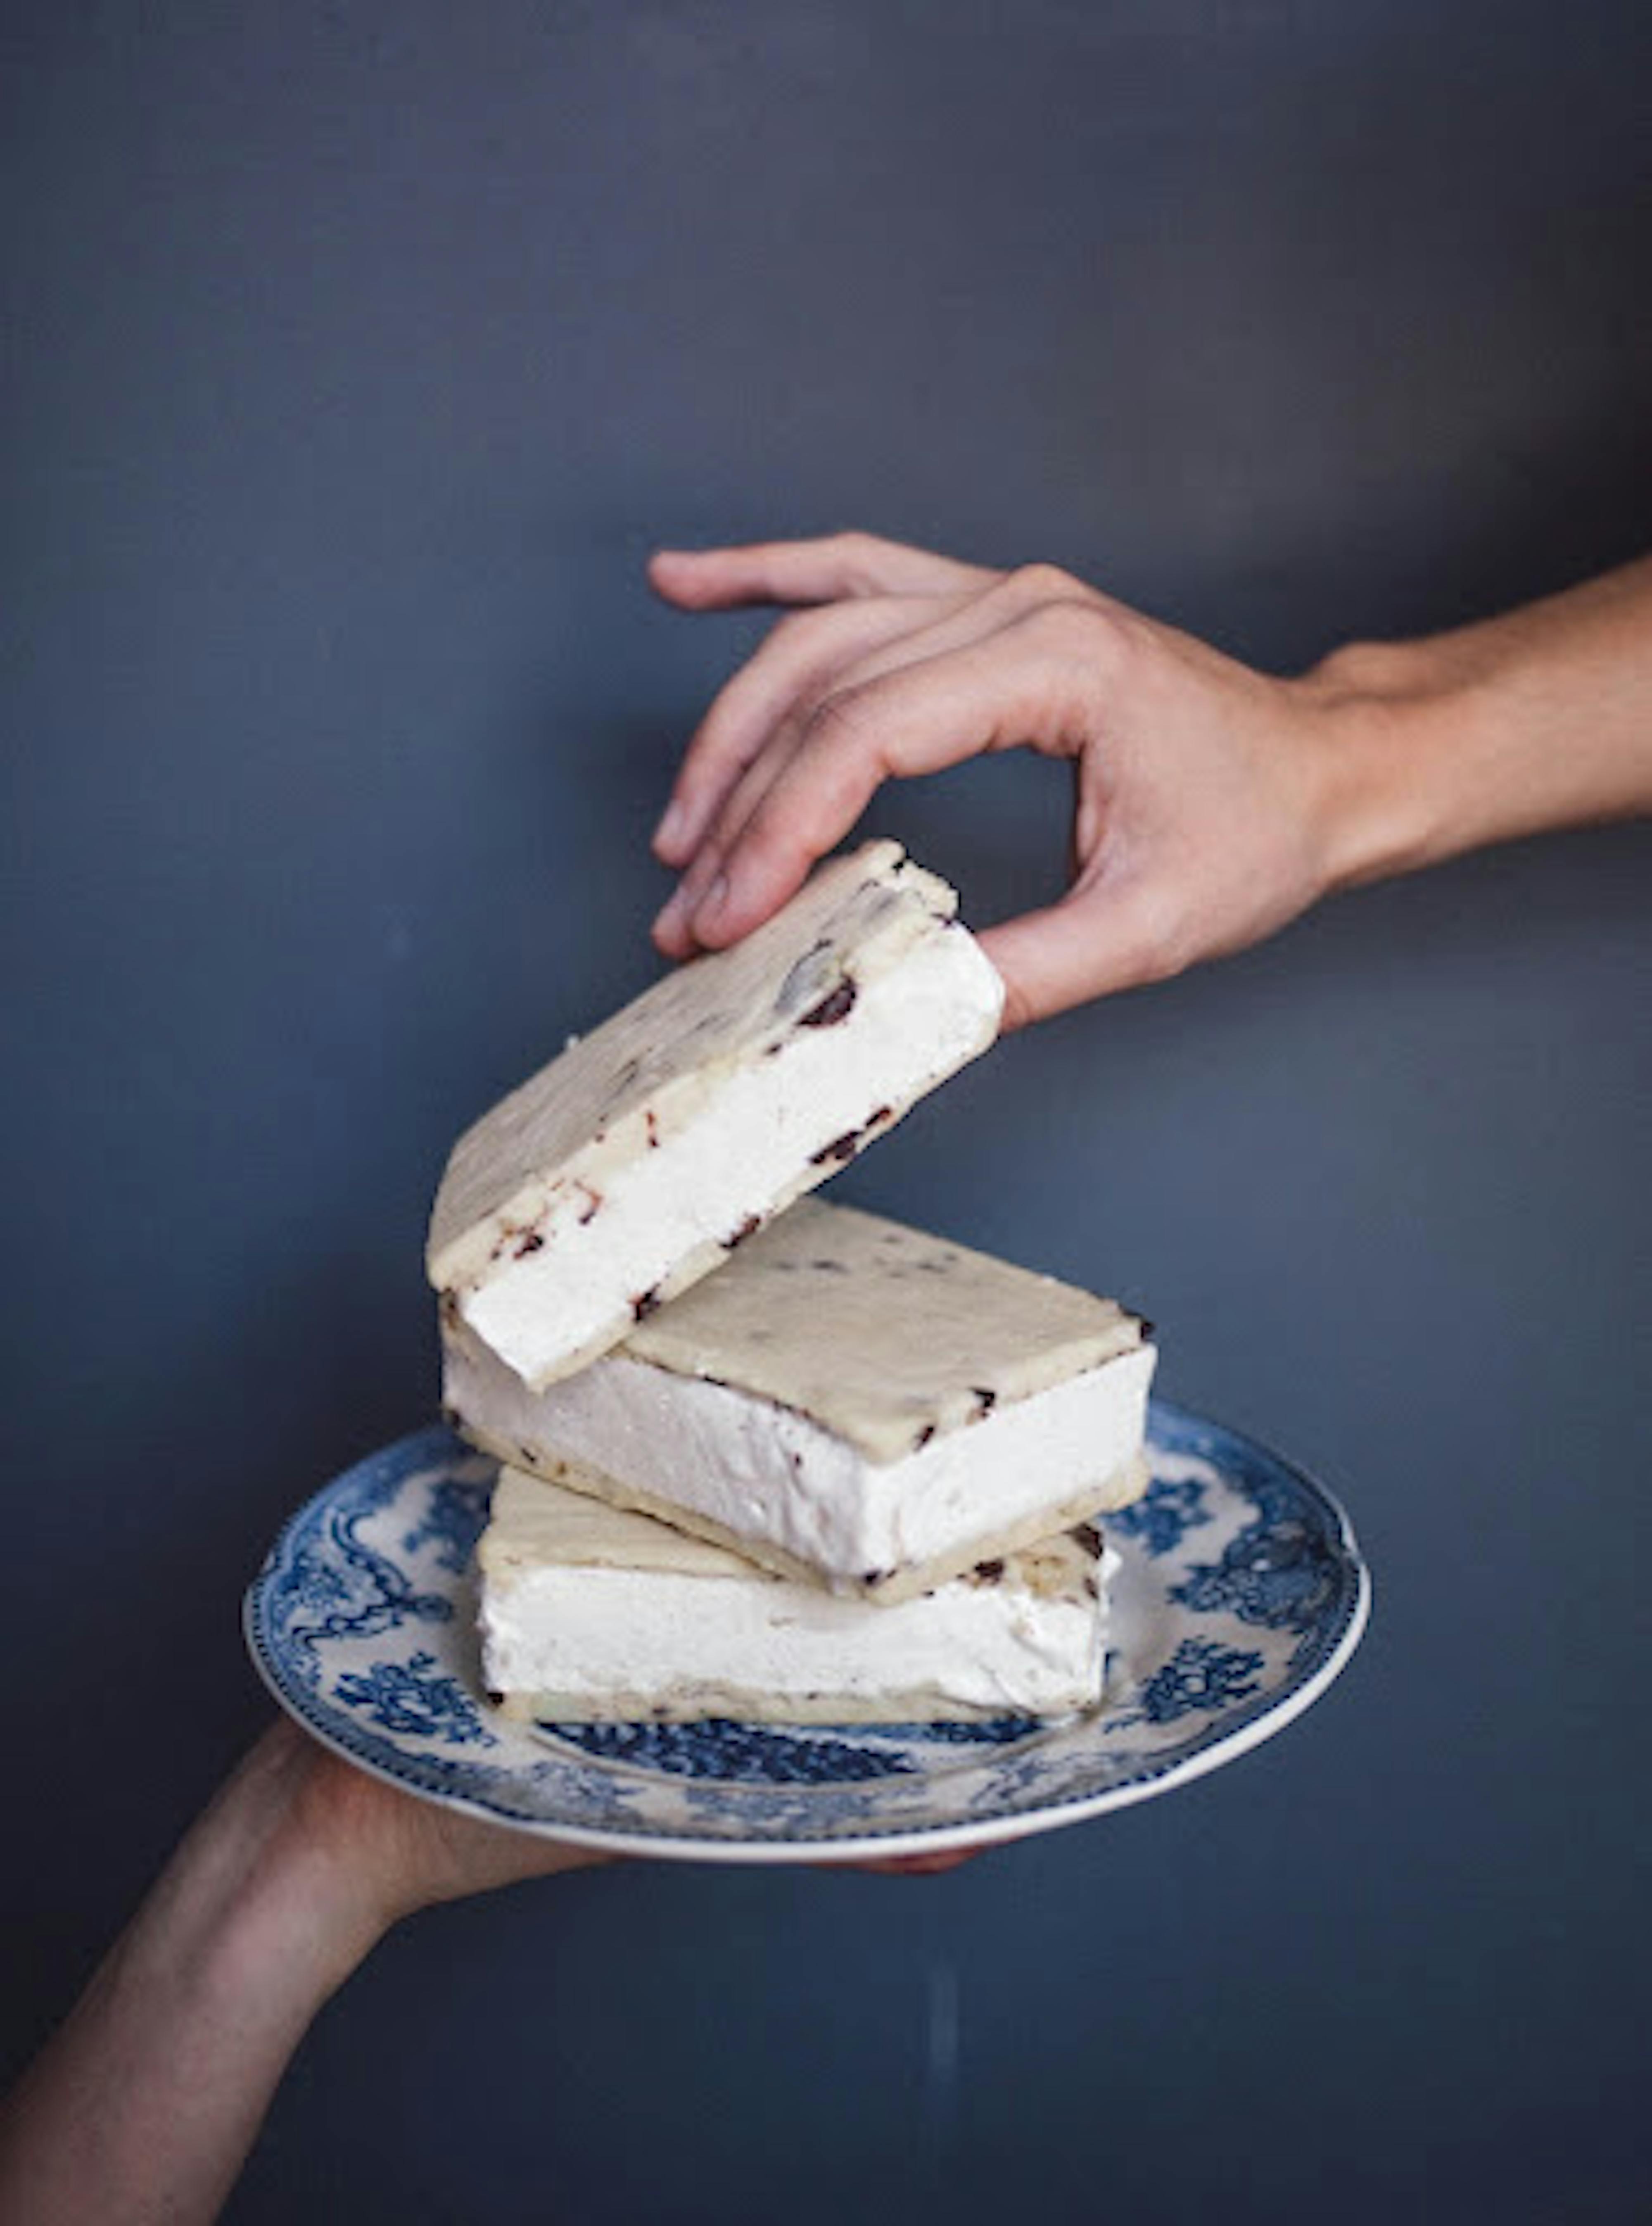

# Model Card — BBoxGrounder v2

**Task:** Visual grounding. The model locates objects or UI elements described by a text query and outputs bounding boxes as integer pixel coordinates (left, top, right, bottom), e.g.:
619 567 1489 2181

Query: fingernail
654 799 688 854
653 884 690 941
692 873 730 933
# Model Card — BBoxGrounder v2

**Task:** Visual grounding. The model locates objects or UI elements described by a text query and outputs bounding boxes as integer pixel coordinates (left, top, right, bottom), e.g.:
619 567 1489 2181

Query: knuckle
826 530 891 592
1024 594 1130 668
1005 560 1080 605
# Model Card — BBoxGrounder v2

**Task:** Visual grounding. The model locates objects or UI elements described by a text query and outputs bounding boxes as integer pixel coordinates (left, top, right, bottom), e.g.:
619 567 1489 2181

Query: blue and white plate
244 1408 1368 1862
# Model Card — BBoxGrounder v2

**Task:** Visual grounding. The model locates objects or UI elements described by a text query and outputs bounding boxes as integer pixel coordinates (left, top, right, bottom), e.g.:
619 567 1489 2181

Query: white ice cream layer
479 1474 1118 1719
459 924 999 1389
483 1567 1103 1716
446 1330 1155 1592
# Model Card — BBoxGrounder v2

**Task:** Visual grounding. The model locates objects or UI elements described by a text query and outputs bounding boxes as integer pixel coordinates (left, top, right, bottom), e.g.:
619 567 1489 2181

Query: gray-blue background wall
4 5 1649 2220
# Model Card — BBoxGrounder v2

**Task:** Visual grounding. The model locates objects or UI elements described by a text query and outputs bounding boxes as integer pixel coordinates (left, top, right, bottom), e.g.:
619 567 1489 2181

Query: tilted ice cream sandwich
445 1199 1155 1605
478 1463 1122 1723
427 841 1003 1390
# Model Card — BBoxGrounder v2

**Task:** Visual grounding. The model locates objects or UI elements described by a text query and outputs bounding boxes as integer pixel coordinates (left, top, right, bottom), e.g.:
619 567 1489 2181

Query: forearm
0 1737 385 2226
1309 557 1652 893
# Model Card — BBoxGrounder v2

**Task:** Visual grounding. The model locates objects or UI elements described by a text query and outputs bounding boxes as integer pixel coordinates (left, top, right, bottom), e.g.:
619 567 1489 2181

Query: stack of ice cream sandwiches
429 841 1156 1725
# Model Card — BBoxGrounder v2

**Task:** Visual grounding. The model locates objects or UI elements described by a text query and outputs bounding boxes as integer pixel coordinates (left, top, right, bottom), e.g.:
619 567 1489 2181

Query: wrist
217 1818 391 2012
1296 637 1488 896
140 1729 392 2023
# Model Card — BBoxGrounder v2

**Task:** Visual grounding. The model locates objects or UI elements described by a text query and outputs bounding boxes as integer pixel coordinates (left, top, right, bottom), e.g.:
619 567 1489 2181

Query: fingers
653 594 958 868
653 640 984 956
655 570 1073 873
648 530 999 612
662 608 1100 955
847 1848 981 1876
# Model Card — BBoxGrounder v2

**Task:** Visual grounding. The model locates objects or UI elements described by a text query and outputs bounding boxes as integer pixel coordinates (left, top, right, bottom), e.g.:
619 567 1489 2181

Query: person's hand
649 533 1652 1028
253 1719 610 1943
647 532 1367 1029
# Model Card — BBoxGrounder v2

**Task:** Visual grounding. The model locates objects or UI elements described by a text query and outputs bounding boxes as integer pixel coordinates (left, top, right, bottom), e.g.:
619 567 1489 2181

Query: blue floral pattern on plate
244 1405 1369 1861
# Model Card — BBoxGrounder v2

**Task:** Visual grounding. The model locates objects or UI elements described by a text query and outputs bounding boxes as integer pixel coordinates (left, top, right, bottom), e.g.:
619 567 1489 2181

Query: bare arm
648 535 1652 1028
0 1725 602 2226
1308 557 1652 881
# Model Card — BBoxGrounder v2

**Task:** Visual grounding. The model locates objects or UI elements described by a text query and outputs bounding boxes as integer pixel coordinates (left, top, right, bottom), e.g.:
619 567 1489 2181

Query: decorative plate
244 1408 1368 1863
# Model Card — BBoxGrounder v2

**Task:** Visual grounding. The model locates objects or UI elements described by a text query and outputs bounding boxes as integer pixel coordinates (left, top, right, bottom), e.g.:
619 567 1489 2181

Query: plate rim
243 1404 1371 1864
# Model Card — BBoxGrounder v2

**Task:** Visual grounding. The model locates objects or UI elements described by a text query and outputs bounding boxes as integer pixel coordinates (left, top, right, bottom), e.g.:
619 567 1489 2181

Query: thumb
977 886 1175 1031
